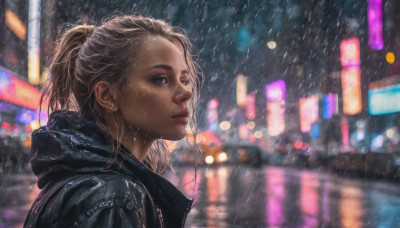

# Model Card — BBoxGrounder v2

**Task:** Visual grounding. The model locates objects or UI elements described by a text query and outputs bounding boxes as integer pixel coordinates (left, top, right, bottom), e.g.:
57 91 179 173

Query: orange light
236 74 247 108
386 52 395 64
5 9 27 40
341 67 362 115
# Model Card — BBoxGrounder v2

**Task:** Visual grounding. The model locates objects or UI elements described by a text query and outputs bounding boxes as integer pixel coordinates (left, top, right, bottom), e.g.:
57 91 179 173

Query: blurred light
368 0 384 50
239 124 249 139
25 124 31 132
30 120 40 130
0 69 42 110
205 155 214 165
342 67 362 115
207 98 219 129
1 122 11 131
267 100 285 136
254 131 263 138
340 38 360 67
5 9 27 40
40 68 49 85
294 141 303 149
236 74 247 108
28 0 41 85
386 52 395 64
219 121 231 131
218 152 228 162
20 134 27 141
323 94 338 119
246 93 256 120
368 75 400 115
341 117 349 146
299 95 318 133
267 41 277 49
247 121 256 130
301 143 309 150
386 129 395 139
218 168 227 176
266 80 286 101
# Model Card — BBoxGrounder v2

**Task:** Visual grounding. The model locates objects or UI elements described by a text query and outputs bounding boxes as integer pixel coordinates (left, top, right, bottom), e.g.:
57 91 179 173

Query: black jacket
24 111 192 228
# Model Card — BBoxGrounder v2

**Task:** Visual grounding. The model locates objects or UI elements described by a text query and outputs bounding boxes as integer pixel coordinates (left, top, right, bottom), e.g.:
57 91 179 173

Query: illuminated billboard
267 100 285 136
323 93 338 119
341 67 362 115
368 75 400 115
236 74 247 108
266 80 286 136
368 0 384 50
246 93 255 120
299 95 319 133
28 0 41 84
0 68 42 110
340 38 360 67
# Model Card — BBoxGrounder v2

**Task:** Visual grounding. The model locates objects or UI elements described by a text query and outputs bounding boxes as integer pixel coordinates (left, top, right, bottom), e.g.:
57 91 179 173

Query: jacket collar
31 110 193 224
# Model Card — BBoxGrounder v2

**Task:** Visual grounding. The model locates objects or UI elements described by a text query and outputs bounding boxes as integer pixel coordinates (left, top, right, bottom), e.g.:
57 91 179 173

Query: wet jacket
24 111 192 228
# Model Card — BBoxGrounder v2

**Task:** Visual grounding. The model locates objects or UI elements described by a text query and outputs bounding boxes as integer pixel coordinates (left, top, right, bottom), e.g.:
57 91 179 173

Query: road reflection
2 166 400 227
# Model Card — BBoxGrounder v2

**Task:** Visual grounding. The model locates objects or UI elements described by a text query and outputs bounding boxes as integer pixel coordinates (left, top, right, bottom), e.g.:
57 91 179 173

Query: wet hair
41 15 203 173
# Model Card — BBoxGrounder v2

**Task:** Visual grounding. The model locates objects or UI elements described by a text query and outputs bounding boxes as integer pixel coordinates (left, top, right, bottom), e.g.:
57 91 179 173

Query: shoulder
40 172 154 227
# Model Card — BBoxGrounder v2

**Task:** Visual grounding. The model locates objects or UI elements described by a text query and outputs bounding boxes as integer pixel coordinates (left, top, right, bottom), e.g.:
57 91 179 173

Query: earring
110 103 114 110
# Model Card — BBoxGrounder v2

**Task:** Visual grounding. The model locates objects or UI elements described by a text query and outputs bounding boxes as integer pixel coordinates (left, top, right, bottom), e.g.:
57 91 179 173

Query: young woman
24 15 202 228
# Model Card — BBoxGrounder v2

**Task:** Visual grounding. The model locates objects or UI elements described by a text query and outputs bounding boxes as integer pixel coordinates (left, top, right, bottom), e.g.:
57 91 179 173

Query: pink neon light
340 38 360 67
341 117 349 146
266 80 286 101
246 93 256 120
368 0 384 50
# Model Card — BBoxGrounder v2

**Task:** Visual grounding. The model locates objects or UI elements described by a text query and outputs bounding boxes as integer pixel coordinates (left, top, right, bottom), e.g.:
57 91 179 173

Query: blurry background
2 0 400 227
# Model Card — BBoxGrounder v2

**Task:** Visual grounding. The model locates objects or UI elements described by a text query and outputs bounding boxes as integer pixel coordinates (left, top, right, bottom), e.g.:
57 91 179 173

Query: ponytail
42 25 95 113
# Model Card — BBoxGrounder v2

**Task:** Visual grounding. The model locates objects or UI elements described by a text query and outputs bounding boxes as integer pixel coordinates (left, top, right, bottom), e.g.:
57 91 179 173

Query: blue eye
154 76 168 84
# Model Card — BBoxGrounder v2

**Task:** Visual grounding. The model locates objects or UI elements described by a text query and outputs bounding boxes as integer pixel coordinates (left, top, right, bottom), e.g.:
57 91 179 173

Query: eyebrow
147 64 188 75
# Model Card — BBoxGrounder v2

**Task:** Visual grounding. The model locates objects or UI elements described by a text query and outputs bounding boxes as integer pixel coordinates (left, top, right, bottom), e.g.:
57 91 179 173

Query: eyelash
153 75 191 86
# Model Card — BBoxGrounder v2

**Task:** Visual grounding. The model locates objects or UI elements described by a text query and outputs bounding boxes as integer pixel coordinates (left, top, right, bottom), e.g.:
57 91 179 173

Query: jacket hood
31 110 192 222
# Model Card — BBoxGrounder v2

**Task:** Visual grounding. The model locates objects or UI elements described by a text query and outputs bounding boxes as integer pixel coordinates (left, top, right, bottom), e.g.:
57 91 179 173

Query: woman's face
116 35 192 141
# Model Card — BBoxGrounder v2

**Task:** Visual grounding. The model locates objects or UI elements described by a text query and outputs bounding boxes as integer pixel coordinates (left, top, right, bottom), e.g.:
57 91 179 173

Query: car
219 144 263 167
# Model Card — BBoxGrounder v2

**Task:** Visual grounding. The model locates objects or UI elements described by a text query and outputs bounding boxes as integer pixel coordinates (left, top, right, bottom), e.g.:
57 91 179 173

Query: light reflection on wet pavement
2 166 400 227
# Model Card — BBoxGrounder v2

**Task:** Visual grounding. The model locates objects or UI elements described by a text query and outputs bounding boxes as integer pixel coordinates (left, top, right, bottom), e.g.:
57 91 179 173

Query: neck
104 115 155 162
120 132 155 162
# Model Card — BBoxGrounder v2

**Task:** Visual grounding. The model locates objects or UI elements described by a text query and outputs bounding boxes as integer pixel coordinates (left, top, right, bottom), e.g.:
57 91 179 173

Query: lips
171 110 189 119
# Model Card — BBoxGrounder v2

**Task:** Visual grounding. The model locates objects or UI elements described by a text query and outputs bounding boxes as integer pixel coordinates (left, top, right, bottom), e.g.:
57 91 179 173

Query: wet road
1 166 400 228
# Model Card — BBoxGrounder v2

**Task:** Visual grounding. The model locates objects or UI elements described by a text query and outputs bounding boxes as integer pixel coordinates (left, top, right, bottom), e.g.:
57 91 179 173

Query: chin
164 131 187 141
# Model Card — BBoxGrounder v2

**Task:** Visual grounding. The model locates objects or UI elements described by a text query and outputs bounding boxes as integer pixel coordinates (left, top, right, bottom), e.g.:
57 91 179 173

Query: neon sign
368 0 384 50
340 38 360 67
236 74 247 108
0 69 42 110
341 67 362 115
299 95 319 133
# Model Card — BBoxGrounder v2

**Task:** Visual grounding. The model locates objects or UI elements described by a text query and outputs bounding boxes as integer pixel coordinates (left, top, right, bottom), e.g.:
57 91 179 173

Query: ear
94 81 119 112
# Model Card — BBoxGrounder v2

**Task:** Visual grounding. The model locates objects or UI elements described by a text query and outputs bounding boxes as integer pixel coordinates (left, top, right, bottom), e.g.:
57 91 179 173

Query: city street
2 166 400 228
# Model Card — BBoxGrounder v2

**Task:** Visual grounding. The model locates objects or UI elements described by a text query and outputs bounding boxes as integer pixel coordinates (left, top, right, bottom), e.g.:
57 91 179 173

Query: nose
174 88 192 104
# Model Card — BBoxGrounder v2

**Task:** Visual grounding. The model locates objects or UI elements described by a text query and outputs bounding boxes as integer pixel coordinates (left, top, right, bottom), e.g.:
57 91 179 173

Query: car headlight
205 155 214 164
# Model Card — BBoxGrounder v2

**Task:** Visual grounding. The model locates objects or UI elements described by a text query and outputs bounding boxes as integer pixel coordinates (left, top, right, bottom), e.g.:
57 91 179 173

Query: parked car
219 144 263 167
